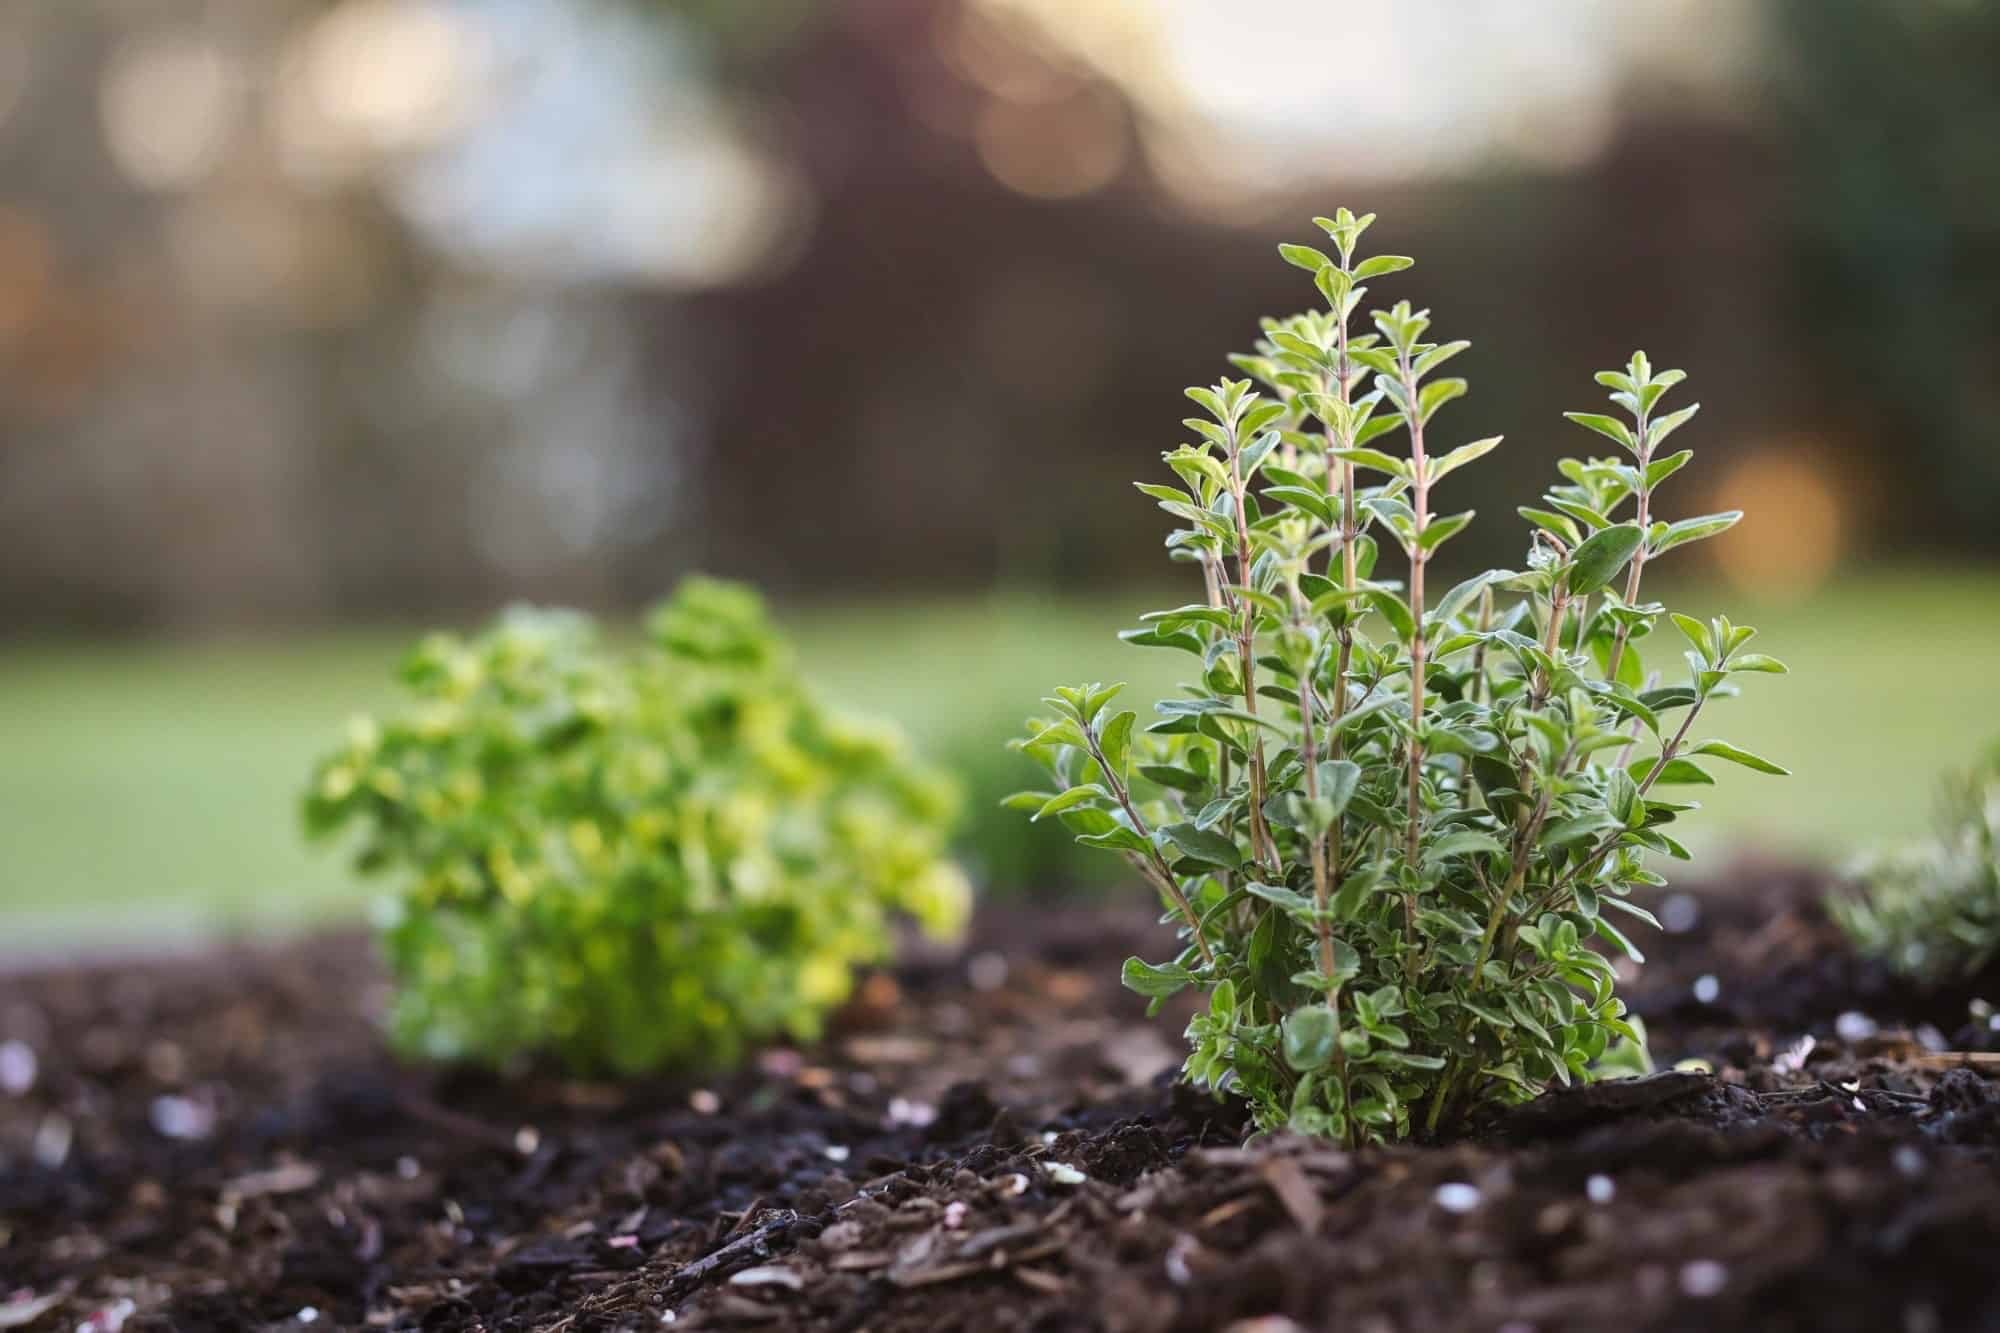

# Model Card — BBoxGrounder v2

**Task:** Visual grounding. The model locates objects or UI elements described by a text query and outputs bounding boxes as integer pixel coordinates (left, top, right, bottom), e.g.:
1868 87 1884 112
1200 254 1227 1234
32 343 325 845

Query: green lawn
2 568 1995 944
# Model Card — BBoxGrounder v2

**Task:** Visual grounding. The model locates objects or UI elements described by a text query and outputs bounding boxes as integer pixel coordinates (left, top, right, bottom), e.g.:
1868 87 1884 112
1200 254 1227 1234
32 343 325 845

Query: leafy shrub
1011 209 1788 1144
306 577 971 1074
1834 748 2000 984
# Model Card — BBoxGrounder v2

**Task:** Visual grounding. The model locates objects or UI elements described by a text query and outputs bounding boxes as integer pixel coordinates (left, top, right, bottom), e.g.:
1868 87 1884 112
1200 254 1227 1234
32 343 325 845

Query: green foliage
305 577 970 1074
1011 209 1788 1144
1834 748 2000 985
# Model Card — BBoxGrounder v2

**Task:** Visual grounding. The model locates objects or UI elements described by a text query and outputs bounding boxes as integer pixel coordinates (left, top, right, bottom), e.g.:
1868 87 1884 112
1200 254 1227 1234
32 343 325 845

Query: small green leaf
1648 402 1700 447
1353 254 1413 280
1690 739 1790 776
1162 822 1243 869
1417 377 1467 422
1034 785 1107 820
1644 449 1693 488
1418 510 1474 552
1122 957 1196 998
1567 524 1644 596
1247 881 1316 915
1138 764 1206 793
1653 511 1741 555
1424 830 1506 864
1564 412 1636 451
1607 767 1641 826
1318 759 1361 817
1669 612 1714 662
1332 448 1410 479
1278 242 1332 273
1368 589 1416 642
1519 507 1582 545
1430 435 1502 482
1078 826 1150 853
1633 756 1714 786
1282 1005 1339 1071
1100 711 1135 780
1726 653 1788 674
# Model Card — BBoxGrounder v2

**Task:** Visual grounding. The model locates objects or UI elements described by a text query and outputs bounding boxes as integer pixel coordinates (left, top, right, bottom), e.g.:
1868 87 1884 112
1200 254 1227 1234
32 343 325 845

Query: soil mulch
5 867 2000 1333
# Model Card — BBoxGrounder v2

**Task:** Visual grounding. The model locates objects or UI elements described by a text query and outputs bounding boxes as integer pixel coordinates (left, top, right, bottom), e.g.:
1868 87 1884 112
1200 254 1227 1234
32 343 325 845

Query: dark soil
6 867 2000 1333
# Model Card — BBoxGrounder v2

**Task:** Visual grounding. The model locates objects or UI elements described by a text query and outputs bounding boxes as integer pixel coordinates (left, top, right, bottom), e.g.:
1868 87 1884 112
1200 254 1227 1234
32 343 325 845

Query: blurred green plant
1833 748 2000 985
305 577 970 1074
1012 210 1788 1144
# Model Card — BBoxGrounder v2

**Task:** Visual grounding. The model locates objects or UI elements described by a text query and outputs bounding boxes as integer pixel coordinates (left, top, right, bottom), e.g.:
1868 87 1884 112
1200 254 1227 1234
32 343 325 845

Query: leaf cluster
305 577 971 1074
1834 747 2000 985
1011 210 1788 1143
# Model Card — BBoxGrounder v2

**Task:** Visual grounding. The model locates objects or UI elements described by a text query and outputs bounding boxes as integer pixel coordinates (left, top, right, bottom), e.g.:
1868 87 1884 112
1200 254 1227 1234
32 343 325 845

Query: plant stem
1321 305 1361 997
1603 403 1654 683
1226 428 1277 875
1320 262 1363 1147
1290 598 1352 1143
1531 584 1570 708
1085 730 1216 967
1398 351 1430 973
1460 585 1496 814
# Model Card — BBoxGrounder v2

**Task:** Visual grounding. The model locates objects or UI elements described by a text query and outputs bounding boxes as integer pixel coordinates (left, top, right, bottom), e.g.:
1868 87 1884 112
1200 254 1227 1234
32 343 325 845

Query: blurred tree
1778 0 2000 544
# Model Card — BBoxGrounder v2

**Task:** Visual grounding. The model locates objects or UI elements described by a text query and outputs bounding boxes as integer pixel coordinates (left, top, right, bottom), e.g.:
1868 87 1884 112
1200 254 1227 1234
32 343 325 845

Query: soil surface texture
5 867 2000 1333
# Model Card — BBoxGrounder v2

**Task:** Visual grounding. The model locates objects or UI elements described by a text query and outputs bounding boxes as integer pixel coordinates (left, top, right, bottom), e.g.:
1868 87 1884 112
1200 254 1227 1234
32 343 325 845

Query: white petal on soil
1433 1182 1481 1214
1691 974 1720 1004
0 1040 36 1096
1042 1161 1087 1186
729 1265 804 1290
1679 1259 1728 1297
1834 1011 1878 1043
1585 1174 1615 1204
150 1095 215 1141
1772 1035 1816 1075
967 951 1009 991
1660 893 1701 933
33 1113 72 1168
0 1289 63 1330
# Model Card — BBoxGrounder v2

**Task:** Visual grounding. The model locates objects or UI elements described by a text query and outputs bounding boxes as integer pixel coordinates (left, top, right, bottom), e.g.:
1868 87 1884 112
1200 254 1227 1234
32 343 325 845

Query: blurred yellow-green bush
304 577 970 1073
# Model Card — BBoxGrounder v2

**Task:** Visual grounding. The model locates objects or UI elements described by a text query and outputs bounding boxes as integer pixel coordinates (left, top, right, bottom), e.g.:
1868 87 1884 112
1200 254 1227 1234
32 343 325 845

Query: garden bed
5 869 2000 1333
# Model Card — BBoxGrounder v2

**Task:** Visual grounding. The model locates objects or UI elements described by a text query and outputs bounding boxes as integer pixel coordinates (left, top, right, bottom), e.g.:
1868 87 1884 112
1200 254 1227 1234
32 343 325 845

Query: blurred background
2 0 1996 945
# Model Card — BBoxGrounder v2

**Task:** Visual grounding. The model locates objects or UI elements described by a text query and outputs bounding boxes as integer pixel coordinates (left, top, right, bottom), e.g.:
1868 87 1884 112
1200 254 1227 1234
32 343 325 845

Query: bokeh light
1711 442 1849 599
99 31 242 192
974 87 1128 198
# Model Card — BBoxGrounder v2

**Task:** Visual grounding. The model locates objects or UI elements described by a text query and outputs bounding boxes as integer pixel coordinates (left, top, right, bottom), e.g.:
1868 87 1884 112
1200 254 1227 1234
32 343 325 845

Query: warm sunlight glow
968 0 1757 210
304 0 483 153
99 32 240 191
1712 443 1847 599
974 90 1127 199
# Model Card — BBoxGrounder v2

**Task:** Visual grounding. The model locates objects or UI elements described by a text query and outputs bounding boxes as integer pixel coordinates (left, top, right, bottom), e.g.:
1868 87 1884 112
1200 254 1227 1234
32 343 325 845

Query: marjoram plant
1834 746 2000 984
307 577 971 1075
1012 210 1789 1145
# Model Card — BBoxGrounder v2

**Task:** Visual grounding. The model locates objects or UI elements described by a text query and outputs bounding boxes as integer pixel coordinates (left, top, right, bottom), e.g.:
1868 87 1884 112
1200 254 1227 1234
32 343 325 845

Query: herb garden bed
6 869 2000 1333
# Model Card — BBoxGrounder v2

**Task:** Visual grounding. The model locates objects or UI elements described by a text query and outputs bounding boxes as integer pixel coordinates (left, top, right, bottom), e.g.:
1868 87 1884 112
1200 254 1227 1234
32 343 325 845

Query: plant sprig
1835 747 2000 984
308 578 971 1074
1011 211 1789 1144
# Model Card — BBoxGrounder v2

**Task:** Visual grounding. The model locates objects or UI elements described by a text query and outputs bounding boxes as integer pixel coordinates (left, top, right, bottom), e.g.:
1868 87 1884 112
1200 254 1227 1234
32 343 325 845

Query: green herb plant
1834 746 2000 984
1010 210 1789 1144
306 577 970 1074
